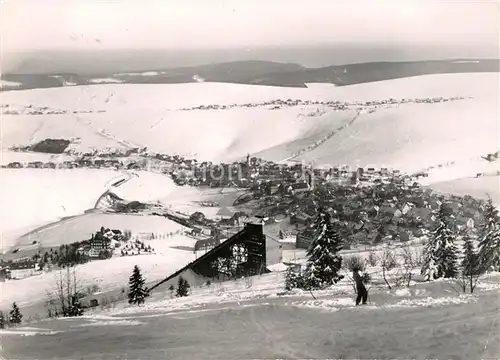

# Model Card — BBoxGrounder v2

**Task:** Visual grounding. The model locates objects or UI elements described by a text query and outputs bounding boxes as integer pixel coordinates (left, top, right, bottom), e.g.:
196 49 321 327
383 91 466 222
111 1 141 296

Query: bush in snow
397 244 423 288
477 198 500 272
128 265 149 305
168 284 175 298
85 284 101 296
421 205 459 281
380 248 398 271
304 209 344 289
344 255 366 272
123 229 132 241
367 249 379 267
284 266 308 291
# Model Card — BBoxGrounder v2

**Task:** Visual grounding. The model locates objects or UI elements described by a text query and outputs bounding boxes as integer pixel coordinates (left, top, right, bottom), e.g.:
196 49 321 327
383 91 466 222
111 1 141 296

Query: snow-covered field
2 73 494 110
13 213 188 249
0 80 21 89
88 78 124 84
429 175 500 205
3 73 495 244
2 267 499 359
0 239 196 309
0 213 199 309
0 169 177 251
0 113 132 153
1 73 499 340
0 150 75 165
1 73 497 163
294 97 498 173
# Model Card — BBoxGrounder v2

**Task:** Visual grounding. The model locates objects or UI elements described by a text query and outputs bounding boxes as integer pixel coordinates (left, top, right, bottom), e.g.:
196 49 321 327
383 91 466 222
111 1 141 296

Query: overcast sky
1 0 499 53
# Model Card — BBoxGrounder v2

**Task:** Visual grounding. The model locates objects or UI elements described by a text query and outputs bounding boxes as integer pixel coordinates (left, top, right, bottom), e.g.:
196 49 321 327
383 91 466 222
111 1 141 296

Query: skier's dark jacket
353 270 366 292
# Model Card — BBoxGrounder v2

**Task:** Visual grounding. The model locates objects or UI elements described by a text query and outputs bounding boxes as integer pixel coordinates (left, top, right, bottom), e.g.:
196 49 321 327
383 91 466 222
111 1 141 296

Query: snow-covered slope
1 73 498 241
0 169 177 251
294 96 499 172
2 73 494 110
0 80 21 89
0 113 130 152
1 73 497 163
0 237 196 309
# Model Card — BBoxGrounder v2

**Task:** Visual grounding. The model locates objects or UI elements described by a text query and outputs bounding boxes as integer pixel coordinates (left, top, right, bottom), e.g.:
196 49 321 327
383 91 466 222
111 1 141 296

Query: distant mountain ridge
1 59 499 91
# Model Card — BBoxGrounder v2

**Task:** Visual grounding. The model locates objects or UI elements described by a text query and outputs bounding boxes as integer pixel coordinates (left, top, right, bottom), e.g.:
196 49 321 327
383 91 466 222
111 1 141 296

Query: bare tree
380 248 399 290
48 266 84 317
367 248 379 267
399 244 422 288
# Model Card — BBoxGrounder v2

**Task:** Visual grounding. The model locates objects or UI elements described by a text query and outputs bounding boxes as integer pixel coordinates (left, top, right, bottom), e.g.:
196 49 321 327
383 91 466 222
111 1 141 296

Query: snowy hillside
0 169 177 251
1 73 498 240
3 72 493 109
0 80 21 90
0 234 196 309
294 96 499 172
1 73 497 163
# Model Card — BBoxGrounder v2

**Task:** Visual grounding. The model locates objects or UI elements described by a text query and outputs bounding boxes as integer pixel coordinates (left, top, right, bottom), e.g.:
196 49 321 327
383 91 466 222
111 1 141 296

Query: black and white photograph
0 0 499 359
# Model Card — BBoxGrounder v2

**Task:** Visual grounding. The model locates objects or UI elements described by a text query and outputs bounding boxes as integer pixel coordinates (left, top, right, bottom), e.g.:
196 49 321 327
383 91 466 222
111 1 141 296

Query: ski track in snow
72 114 139 150
283 111 361 163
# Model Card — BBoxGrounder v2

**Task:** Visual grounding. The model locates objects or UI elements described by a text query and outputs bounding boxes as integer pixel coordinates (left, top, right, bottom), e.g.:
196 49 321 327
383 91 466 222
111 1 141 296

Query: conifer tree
304 209 344 288
9 302 23 325
175 277 190 297
128 265 149 305
421 205 459 280
0 312 5 329
458 230 482 293
461 233 479 276
477 198 500 272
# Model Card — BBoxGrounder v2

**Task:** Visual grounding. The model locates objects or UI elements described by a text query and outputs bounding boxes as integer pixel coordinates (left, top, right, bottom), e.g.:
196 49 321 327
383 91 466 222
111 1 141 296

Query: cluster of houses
1 104 67 116
289 179 485 250
3 158 124 170
76 227 127 258
120 239 154 256
179 96 466 112
1 103 107 116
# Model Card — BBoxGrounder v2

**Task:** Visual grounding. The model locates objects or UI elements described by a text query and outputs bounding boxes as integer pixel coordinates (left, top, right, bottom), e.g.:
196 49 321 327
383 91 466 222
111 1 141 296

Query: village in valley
2 0 500 357
1 135 495 290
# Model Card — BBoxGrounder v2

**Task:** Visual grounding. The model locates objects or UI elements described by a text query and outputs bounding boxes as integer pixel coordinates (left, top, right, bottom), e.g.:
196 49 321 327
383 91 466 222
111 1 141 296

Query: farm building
3 261 40 280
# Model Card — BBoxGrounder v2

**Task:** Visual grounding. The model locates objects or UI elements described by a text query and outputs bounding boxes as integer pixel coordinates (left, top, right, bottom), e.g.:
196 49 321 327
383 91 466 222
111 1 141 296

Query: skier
353 268 368 305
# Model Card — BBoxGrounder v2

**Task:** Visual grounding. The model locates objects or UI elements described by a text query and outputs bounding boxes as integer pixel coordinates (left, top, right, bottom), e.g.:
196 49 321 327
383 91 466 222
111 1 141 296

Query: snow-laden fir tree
128 265 149 305
9 302 22 325
421 205 459 280
304 209 344 289
477 198 500 272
